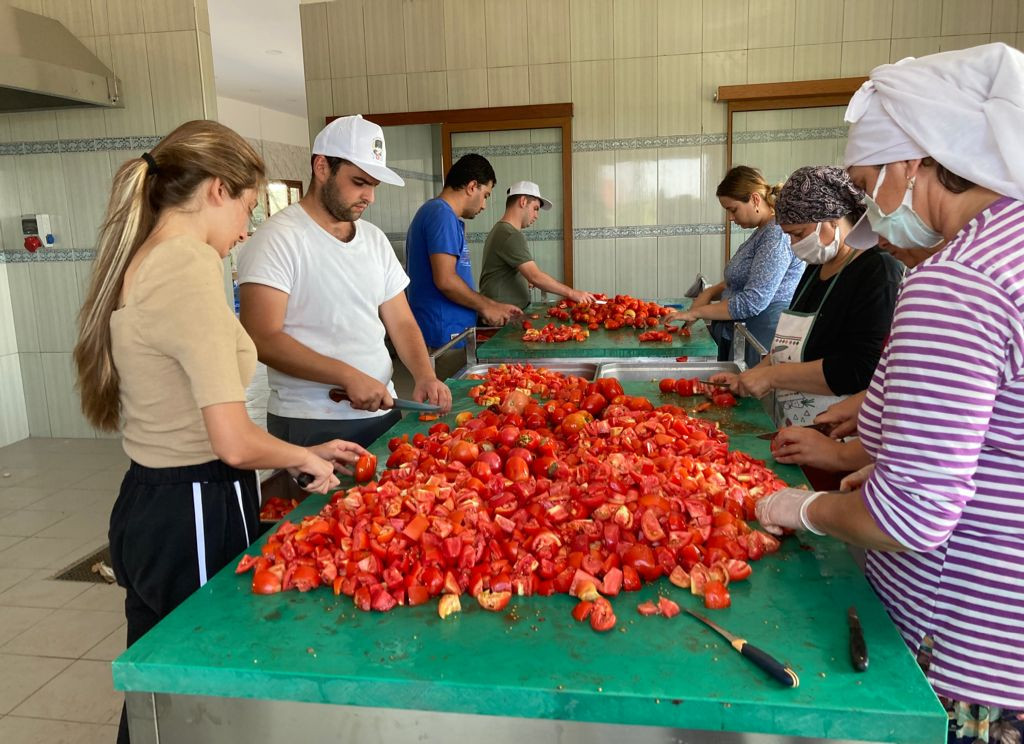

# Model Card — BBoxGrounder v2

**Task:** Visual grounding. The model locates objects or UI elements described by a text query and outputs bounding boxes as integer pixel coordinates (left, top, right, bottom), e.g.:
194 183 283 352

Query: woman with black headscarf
712 165 903 427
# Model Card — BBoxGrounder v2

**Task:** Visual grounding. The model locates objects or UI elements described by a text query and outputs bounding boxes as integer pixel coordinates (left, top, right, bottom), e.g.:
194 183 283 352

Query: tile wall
302 0 1024 298
0 0 217 444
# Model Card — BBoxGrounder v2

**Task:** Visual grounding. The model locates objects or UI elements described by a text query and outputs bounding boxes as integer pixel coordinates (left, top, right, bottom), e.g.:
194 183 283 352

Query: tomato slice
703 580 731 609
476 590 512 612
589 597 617 632
657 596 680 618
637 600 660 616
571 600 595 622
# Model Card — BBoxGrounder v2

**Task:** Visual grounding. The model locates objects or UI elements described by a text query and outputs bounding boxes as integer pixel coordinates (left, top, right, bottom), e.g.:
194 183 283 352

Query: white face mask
790 222 841 265
863 164 944 249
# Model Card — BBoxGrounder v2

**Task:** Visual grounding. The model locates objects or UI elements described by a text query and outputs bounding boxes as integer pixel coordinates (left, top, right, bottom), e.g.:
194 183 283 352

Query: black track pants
110 459 259 743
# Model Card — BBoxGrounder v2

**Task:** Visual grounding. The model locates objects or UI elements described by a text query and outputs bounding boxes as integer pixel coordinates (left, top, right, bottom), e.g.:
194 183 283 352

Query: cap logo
372 137 384 162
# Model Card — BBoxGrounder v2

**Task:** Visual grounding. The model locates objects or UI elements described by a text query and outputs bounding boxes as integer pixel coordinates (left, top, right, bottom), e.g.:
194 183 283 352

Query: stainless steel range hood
0 3 123 113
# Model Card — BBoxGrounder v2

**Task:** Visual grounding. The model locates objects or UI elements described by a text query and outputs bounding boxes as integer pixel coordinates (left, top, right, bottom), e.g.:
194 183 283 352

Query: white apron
772 254 855 426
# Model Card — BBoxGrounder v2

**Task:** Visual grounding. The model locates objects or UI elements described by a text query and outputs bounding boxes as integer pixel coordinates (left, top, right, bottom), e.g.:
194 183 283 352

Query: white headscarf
844 43 1024 201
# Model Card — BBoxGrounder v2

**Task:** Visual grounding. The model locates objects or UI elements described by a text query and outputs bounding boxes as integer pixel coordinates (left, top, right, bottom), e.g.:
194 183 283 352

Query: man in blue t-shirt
406 154 522 352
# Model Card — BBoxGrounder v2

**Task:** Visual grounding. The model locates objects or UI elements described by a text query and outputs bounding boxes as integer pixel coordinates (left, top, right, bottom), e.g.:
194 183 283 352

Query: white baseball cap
312 115 405 186
507 180 552 210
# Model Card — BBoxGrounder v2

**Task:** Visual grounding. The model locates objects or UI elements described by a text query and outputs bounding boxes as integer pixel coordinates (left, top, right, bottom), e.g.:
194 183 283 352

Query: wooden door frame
715 77 866 260
329 104 575 284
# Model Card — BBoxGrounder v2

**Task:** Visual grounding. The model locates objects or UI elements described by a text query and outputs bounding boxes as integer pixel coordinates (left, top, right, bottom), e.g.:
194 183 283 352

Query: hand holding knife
328 387 442 413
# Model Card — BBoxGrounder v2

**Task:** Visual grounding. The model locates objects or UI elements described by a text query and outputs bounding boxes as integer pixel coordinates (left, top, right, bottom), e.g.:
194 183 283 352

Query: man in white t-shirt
238 115 451 447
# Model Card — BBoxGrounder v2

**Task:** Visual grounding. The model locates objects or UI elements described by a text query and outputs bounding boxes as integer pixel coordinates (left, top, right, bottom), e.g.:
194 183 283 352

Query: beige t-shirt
111 236 257 468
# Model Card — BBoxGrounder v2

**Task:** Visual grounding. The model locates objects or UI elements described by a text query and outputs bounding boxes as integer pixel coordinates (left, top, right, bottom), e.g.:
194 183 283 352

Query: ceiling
208 0 307 118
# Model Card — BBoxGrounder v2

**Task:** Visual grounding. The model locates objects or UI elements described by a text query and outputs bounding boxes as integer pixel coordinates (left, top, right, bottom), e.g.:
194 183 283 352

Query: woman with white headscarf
755 43 1024 742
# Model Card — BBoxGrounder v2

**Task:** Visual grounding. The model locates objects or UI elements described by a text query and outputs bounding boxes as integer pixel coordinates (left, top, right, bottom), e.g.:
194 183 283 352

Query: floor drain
53 545 115 583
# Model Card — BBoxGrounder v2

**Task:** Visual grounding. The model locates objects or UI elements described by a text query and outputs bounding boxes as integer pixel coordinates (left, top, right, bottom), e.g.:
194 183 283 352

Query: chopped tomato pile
659 378 738 408
259 497 300 522
548 293 674 331
522 322 590 343
464 363 594 407
237 370 785 628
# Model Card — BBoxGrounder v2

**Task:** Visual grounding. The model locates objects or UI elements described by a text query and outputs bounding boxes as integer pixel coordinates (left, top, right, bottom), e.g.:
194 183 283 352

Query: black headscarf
774 165 865 225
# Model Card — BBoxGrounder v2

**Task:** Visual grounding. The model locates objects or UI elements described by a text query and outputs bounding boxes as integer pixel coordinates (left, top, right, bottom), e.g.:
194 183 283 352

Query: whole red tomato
354 453 377 483
504 455 530 482
475 450 503 474
658 378 676 393
450 440 480 466
252 569 282 595
581 393 608 417
561 411 592 435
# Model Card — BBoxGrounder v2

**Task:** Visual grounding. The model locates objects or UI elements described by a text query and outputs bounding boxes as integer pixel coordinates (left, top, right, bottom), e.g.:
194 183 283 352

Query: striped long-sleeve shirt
858 196 1024 708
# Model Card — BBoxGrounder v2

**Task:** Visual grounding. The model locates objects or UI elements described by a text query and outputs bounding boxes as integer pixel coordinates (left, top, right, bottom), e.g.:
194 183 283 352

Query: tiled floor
0 359 422 743
0 436 127 743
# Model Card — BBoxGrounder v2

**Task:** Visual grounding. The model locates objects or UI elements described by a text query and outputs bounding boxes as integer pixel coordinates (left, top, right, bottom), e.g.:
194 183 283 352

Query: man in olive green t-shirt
479 180 597 309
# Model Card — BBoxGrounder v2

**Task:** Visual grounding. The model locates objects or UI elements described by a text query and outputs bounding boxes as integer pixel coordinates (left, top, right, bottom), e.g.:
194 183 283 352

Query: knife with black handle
684 608 799 687
848 606 869 672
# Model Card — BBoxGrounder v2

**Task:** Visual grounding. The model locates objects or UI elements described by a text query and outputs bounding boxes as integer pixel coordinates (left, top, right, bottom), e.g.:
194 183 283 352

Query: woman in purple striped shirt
756 43 1024 743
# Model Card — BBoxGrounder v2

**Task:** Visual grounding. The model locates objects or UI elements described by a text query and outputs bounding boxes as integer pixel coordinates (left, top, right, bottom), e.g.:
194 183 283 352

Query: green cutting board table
112 381 945 744
476 300 721 360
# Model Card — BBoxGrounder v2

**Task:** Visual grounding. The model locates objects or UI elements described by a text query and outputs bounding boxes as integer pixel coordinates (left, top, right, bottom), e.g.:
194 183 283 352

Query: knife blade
698 379 733 390
684 608 799 687
328 387 442 412
847 606 869 672
756 422 835 440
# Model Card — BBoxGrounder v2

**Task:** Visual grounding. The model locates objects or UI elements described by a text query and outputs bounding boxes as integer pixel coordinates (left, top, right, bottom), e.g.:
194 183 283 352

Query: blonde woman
665 165 804 368
74 120 365 743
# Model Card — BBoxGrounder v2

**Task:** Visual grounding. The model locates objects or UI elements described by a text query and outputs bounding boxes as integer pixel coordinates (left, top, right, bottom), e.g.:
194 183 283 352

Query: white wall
217 96 310 148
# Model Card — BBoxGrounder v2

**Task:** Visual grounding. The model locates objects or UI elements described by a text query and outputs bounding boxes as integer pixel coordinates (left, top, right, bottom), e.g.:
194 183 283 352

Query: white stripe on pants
192 482 208 586
233 480 250 547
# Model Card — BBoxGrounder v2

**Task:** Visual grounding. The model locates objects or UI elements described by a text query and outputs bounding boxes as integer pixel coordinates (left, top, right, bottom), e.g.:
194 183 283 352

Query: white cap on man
507 180 552 210
312 115 405 186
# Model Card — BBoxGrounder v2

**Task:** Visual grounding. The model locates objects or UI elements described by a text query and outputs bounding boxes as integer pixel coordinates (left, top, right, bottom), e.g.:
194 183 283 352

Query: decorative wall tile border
1 249 96 263
574 133 727 151
391 167 440 183
0 127 847 158
733 126 849 144
453 142 562 158
385 223 724 245
0 136 162 156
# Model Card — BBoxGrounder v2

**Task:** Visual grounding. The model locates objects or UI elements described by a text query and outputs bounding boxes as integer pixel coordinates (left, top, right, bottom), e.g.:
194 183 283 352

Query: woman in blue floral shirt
666 166 804 368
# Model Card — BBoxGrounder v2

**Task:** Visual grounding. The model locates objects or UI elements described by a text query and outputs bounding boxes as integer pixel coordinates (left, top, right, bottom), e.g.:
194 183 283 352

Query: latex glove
413 377 453 414
840 464 874 492
755 487 826 536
